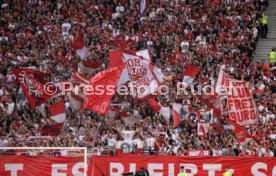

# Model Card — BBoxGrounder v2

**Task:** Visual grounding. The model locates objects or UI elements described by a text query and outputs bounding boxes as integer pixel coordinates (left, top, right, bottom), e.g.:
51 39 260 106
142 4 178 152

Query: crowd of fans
0 0 275 157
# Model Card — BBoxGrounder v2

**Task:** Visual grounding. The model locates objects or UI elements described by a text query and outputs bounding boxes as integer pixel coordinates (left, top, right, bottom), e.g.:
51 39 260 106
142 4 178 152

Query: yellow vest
178 172 187 176
262 14 268 25
269 51 276 63
223 171 232 176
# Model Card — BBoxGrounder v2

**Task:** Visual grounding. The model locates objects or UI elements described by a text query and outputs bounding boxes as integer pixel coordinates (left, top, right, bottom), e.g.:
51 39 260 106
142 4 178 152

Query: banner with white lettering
0 156 84 176
89 156 276 176
188 150 210 156
226 79 258 126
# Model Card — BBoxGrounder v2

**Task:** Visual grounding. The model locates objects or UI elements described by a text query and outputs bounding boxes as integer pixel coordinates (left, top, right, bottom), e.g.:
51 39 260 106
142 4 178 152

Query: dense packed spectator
0 0 275 157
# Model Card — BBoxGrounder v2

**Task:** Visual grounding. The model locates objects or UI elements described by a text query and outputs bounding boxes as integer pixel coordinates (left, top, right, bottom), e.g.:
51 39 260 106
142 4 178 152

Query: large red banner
13 68 52 109
0 156 84 176
1 156 275 176
89 156 276 176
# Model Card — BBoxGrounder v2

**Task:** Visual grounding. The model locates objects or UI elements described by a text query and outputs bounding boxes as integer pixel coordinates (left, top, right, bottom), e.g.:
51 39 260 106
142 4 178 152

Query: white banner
122 52 158 99
226 79 258 126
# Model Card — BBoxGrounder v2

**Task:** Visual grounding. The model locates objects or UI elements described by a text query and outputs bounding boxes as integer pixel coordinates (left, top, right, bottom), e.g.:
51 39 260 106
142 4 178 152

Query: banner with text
226 79 258 126
188 150 210 156
89 156 276 176
0 156 84 176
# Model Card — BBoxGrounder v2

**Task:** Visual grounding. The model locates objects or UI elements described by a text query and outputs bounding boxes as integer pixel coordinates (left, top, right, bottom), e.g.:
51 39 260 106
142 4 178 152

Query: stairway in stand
254 0 276 63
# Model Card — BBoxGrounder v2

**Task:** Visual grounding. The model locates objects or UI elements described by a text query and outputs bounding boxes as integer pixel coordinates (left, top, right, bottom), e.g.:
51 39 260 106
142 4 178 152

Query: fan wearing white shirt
105 133 117 148
114 126 142 142
266 110 275 121
116 3 125 13
145 133 156 149
212 145 222 156
166 142 179 155
61 20 71 39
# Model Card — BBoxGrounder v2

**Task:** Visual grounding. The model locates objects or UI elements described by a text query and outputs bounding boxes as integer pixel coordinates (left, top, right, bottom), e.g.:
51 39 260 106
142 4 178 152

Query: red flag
67 73 90 110
82 67 123 115
109 50 124 68
78 60 104 75
148 99 170 121
108 50 129 86
40 123 63 136
172 103 182 128
148 99 161 112
71 36 89 59
228 119 253 144
70 72 90 85
13 68 54 109
200 93 221 117
82 60 104 68
49 99 66 123
215 66 229 95
182 64 200 86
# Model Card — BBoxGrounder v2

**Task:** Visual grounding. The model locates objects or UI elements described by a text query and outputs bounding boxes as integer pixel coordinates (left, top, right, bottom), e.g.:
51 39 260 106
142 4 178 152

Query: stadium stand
0 0 275 175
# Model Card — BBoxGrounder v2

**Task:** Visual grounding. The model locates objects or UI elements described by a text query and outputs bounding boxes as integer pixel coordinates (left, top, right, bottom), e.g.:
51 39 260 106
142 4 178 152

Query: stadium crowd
0 0 275 157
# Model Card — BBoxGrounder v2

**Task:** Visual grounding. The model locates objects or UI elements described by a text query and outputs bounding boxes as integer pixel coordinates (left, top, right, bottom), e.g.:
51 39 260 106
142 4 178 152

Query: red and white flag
197 109 213 123
197 123 210 136
228 119 253 144
78 60 104 75
82 66 123 115
49 99 66 123
196 109 213 136
122 51 163 99
68 91 85 110
109 50 129 86
120 110 142 125
172 103 182 128
182 64 200 86
148 99 171 121
67 73 89 110
109 49 160 87
135 49 151 62
152 65 164 84
109 108 142 125
71 36 89 59
13 68 57 109
215 65 229 95
200 93 221 117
